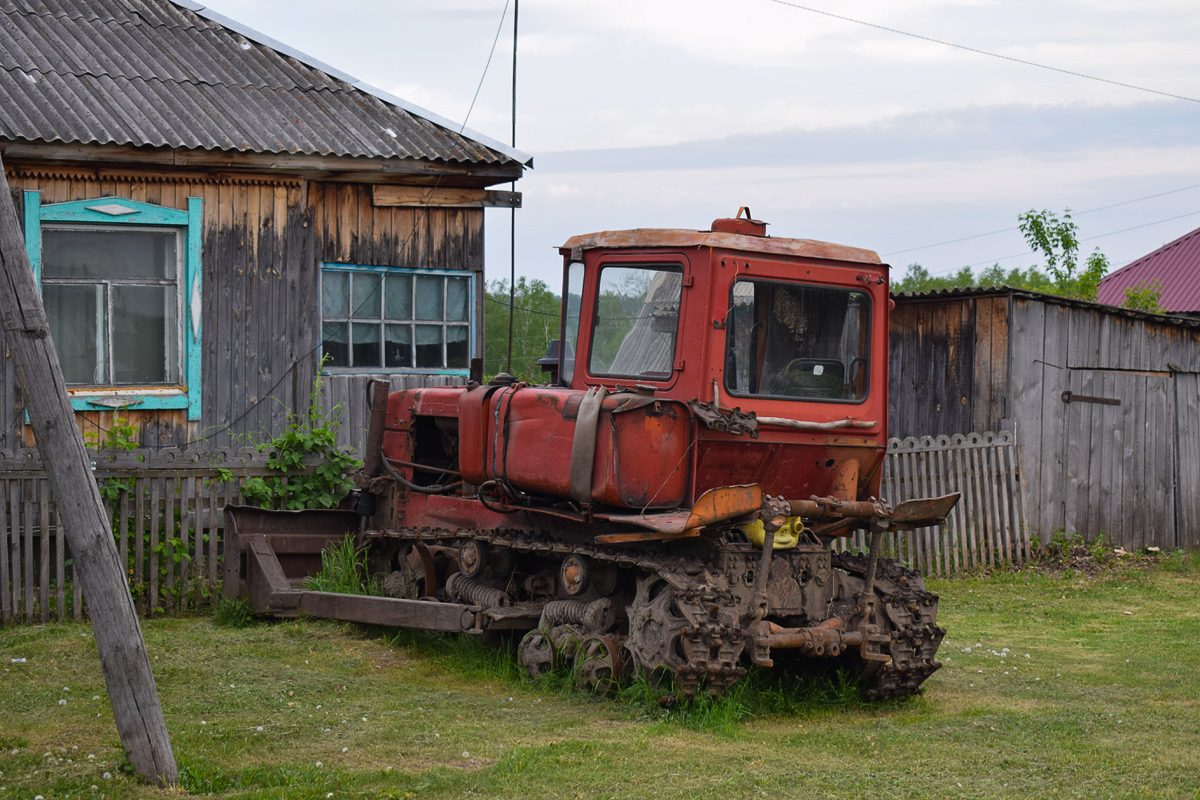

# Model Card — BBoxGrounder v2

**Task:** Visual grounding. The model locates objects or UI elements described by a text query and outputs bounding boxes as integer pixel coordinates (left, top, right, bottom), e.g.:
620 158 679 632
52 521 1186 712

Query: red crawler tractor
225 209 958 700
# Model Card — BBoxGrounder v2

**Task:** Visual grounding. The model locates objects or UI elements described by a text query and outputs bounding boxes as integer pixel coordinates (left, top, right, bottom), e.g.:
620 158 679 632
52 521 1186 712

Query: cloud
536 101 1200 174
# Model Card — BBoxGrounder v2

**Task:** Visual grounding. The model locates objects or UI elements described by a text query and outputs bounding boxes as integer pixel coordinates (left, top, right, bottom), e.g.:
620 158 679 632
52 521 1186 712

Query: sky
198 0 1200 289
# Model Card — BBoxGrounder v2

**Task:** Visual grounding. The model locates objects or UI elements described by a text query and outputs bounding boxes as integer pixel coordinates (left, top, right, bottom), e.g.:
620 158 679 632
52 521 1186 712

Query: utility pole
0 154 177 786
506 0 519 374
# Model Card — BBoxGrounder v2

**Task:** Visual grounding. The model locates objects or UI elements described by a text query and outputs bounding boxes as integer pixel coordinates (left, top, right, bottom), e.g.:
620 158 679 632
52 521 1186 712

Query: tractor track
368 525 942 700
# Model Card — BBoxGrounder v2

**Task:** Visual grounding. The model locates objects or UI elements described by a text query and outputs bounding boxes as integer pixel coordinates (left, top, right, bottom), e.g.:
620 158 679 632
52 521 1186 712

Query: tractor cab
549 209 892 503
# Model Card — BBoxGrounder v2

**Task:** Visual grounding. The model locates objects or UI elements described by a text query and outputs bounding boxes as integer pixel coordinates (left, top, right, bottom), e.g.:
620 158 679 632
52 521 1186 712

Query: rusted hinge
681 275 695 287
1061 391 1120 406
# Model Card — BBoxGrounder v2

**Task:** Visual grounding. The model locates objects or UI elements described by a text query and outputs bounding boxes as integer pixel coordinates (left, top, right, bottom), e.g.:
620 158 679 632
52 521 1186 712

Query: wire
464 0 512 129
485 294 560 318
888 181 1200 256
765 0 1200 105
886 181 1200 258
960 208 1200 269
139 0 519 450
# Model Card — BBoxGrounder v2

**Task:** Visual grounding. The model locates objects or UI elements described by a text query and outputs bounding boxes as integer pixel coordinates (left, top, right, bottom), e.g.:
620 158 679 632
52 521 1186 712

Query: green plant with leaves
1122 278 1164 313
241 370 362 510
1018 208 1109 301
212 596 255 628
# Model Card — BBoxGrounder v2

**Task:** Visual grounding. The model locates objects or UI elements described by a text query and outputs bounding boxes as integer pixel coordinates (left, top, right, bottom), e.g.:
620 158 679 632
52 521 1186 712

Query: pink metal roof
1097 225 1200 312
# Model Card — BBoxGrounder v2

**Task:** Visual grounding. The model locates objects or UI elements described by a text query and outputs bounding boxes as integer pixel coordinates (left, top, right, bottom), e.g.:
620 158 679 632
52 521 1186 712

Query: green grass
2 554 1200 798
300 534 383 596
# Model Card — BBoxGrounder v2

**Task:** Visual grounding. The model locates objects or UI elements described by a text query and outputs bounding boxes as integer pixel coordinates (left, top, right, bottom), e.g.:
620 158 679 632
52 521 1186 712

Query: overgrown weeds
1026 529 1166 577
241 365 362 511
212 596 255 628
302 534 383 596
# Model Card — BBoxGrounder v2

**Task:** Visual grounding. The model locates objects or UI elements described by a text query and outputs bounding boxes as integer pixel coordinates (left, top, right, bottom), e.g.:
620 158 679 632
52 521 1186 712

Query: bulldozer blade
890 493 961 529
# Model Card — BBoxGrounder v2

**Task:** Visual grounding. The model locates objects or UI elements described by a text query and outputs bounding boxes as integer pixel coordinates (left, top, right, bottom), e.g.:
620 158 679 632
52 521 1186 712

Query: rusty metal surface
559 229 882 265
759 619 864 657
297 591 479 633
890 493 962 529
223 505 360 602
598 484 763 535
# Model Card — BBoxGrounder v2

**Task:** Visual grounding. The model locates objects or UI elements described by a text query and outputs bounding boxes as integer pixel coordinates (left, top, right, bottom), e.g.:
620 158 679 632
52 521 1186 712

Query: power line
766 0 1200 105
142 1 519 450
886 181 1200 258
485 294 560 318
960 208 1200 269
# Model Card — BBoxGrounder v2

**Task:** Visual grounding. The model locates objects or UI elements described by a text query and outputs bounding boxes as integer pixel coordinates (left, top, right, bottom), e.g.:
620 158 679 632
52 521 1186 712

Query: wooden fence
1 432 1030 625
0 446 287 624
838 430 1031 577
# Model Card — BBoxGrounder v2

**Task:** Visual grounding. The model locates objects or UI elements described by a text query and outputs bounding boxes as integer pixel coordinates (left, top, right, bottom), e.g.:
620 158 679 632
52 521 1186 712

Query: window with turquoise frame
320 265 473 373
22 193 203 420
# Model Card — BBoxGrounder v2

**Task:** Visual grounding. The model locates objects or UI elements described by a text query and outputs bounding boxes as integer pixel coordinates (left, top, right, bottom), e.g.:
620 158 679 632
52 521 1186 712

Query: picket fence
845 430 1031 577
0 431 1029 624
0 446 292 624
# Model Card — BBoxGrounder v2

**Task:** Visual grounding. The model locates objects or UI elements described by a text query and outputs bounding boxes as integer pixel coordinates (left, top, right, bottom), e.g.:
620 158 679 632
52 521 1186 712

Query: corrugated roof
0 0 530 169
893 285 1200 328
1096 225 1200 313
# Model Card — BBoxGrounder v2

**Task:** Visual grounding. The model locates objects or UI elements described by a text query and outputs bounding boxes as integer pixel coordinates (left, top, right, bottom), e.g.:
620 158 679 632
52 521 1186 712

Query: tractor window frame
723 277 871 405
585 261 684 382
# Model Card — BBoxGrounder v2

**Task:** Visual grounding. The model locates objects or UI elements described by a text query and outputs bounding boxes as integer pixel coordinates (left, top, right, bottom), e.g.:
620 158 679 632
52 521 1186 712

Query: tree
1122 279 1164 313
484 277 563 381
891 262 1053 294
1017 208 1109 301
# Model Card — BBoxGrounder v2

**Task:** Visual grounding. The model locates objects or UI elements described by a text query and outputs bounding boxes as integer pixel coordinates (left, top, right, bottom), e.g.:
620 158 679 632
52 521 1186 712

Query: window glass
561 261 584 384
446 325 469 369
414 325 443 368
445 277 470 321
41 225 181 386
112 285 174 384
321 267 473 370
351 322 380 366
589 264 681 378
43 228 176 280
384 274 412 319
322 271 349 318
414 275 444 321
45 284 103 384
724 279 870 402
323 322 349 366
384 324 412 368
352 272 382 319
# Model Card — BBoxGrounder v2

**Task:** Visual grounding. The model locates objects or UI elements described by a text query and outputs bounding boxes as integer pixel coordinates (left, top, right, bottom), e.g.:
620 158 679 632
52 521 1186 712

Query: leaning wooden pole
0 155 177 786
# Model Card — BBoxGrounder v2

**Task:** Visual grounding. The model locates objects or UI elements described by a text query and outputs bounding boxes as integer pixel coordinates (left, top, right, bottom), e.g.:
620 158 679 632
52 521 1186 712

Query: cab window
588 264 682 379
725 279 870 402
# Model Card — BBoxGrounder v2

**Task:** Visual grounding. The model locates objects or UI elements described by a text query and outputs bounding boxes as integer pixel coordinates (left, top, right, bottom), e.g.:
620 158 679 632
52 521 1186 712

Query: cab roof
558 228 883 266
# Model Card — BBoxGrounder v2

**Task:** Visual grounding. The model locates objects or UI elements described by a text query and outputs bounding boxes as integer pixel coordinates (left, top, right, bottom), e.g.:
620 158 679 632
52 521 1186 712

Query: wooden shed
889 287 1200 551
0 0 529 450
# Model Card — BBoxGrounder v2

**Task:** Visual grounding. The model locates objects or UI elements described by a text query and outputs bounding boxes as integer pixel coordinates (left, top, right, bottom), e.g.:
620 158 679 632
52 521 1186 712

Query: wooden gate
1061 368 1177 550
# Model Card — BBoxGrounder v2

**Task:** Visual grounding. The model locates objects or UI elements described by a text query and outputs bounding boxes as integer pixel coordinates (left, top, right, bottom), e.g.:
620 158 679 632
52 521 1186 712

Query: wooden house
0 0 529 450
889 287 1200 551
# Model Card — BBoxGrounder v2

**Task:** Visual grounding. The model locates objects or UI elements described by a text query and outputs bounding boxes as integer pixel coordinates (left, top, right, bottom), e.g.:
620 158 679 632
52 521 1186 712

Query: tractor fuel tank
455 385 691 509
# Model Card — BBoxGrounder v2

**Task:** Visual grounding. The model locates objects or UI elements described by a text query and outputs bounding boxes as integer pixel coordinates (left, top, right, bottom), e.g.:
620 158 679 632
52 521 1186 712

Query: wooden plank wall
4 169 486 454
1007 296 1200 547
888 294 1010 439
307 183 485 450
